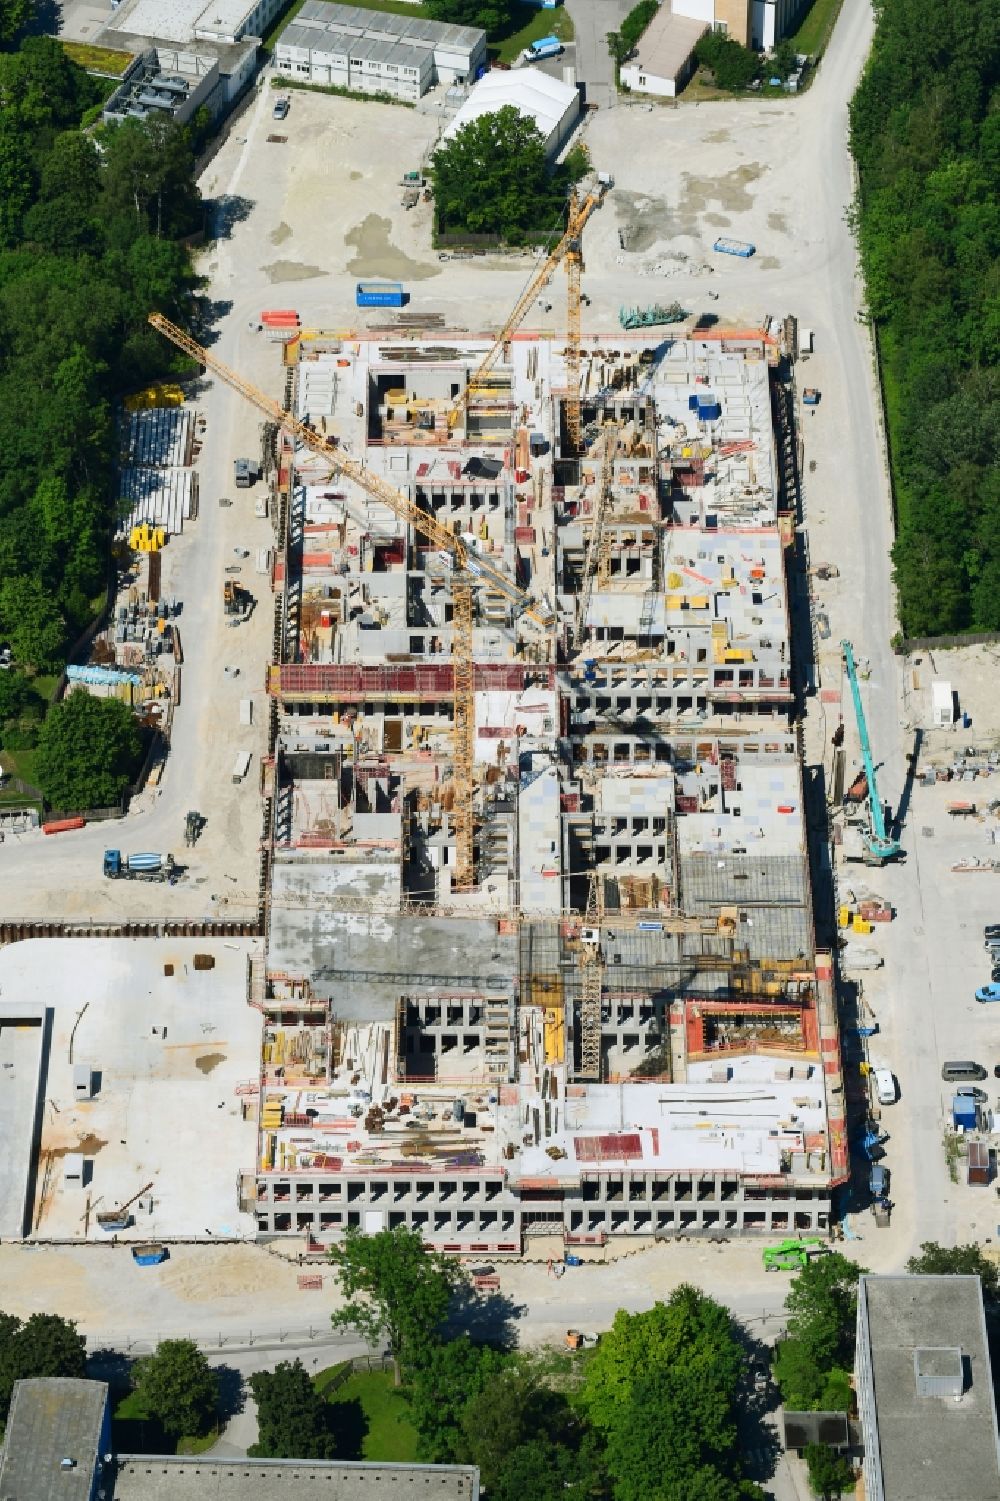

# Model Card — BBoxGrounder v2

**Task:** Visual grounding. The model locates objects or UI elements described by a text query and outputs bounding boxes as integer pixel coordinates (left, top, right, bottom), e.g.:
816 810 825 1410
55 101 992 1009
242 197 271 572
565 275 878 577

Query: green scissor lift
762 1237 827 1271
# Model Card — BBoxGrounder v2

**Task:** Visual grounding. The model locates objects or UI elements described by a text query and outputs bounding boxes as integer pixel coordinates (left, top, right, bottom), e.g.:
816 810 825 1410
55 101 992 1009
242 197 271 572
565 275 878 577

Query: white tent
442 66 579 157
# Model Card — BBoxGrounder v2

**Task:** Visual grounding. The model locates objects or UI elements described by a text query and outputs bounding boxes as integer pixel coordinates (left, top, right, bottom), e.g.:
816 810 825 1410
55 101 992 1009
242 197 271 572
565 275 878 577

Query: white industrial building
100 0 284 45
441 67 579 158
274 1 488 99
619 8 707 97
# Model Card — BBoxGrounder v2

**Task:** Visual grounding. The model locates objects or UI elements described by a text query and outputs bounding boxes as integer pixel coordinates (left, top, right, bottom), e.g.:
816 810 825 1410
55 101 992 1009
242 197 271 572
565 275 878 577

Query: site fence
894 630 1000 655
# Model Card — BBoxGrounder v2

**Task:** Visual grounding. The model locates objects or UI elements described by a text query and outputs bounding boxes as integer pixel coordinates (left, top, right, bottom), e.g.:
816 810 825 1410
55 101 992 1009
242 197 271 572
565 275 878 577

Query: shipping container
713 237 756 258
968 1140 991 1186
356 281 405 308
232 750 252 784
239 698 253 727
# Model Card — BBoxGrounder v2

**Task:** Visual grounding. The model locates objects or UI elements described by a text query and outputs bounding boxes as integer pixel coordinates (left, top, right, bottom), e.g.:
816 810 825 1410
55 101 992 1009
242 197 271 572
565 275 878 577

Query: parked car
985 925 1000 938
976 985 1000 1003
869 1163 890 1198
272 96 290 120
942 1061 988 1081
955 1085 989 1103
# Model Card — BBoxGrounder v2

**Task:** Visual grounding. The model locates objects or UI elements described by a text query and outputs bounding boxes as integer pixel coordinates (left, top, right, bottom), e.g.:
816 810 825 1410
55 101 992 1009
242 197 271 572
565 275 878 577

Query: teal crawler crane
841 640 901 864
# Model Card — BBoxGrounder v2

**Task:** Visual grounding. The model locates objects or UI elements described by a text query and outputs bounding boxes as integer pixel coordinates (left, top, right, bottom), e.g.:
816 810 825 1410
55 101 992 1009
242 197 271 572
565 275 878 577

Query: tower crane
447 176 611 425
149 313 553 888
841 640 901 864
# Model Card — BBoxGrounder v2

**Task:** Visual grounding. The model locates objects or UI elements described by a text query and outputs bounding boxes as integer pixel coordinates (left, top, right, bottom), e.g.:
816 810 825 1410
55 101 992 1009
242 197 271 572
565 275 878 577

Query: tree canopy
773 1253 864 1411
35 689 144 811
132 1339 218 1439
0 0 30 48
849 0 999 636
431 106 581 244
581 1287 761 1501
694 32 761 91
425 0 512 34
0 1312 86 1419
460 1360 605 1501
906 1242 1000 1299
0 29 200 743
407 1334 506 1463
805 1444 856 1500
329 1227 465 1382
249 1359 340 1459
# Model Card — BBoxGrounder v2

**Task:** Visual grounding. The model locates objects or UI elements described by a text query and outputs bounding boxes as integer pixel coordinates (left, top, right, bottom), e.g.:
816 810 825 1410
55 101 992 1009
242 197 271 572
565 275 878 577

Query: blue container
953 1095 977 1130
688 393 699 410
356 281 405 308
697 399 722 421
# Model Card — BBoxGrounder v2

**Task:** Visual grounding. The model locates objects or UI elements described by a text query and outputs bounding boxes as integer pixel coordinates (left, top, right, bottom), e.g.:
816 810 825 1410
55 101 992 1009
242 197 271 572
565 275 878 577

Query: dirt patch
157 1244 301 1303
344 214 439 281
270 221 292 245
756 255 781 270
195 1052 226 1075
704 128 731 144
704 212 731 228
262 259 327 283
349 171 363 181
613 190 674 254
677 164 764 234
767 211 788 232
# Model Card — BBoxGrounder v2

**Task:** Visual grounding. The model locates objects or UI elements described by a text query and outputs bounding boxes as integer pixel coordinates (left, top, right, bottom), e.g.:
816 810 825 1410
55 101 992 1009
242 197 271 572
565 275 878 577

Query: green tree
425 0 510 32
329 1227 465 1384
695 31 760 90
0 1313 86 1419
431 106 566 243
804 1444 855 1500
773 1254 864 1411
408 1335 506 1462
35 690 143 812
133 1339 218 1439
581 1288 757 1500
460 1362 605 1500
0 576 65 671
248 1359 338 1459
906 1242 1000 1298
0 0 30 48
582 1285 742 1430
619 0 657 54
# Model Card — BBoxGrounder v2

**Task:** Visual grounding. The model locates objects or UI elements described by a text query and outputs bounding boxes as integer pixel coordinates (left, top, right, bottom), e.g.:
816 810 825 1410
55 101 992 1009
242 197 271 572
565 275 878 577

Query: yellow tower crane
447 175 611 426
576 424 618 643
149 313 552 889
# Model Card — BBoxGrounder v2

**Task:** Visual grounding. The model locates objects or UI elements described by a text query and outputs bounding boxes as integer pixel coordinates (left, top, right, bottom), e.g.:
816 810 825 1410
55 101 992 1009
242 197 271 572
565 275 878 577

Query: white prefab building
441 67 579 158
274 1 488 98
619 7 707 97
101 0 285 45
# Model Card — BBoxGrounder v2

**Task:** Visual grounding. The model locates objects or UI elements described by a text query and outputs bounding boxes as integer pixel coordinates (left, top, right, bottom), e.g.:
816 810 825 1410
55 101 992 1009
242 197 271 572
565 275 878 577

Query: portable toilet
932 680 955 727
952 1094 977 1131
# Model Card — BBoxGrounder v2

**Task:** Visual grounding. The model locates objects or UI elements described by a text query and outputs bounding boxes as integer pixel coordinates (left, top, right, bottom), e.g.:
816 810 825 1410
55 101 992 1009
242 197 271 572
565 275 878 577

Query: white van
873 1068 896 1105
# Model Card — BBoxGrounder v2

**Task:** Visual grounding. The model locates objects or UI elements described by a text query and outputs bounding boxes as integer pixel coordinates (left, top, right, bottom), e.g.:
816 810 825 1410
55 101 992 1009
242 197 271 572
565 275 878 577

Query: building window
638 74 646 85
714 18 728 31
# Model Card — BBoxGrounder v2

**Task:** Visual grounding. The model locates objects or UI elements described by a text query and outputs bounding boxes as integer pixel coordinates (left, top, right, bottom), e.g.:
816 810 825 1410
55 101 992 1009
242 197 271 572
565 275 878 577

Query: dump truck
103 850 175 881
762 1238 827 1271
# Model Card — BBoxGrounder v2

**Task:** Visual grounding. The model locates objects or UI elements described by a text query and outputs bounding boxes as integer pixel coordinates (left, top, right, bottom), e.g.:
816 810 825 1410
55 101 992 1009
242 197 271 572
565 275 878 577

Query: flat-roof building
275 1 487 98
0 1379 111 1501
856 1274 1000 1501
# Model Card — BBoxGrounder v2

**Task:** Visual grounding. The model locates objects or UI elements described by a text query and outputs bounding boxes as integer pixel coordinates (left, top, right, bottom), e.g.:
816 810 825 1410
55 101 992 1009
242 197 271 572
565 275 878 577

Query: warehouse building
95 0 268 116
855 1275 1000 1501
442 67 579 157
274 1 488 98
619 8 707 98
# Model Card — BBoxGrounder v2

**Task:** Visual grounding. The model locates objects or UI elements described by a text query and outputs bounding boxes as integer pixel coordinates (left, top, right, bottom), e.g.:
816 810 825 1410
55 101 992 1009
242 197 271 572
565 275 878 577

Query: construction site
123 175 845 1256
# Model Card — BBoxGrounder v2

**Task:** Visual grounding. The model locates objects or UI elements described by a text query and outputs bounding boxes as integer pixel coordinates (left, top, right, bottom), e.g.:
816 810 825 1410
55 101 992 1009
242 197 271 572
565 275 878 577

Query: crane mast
447 177 609 424
841 640 901 863
576 426 618 642
149 313 553 891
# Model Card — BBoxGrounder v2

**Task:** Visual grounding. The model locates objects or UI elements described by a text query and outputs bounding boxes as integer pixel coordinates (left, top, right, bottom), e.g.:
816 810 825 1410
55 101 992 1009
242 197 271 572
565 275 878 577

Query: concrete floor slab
0 939 262 1241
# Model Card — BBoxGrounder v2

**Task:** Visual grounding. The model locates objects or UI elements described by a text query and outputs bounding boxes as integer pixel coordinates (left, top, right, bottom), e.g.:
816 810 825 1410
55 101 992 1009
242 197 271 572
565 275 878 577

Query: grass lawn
492 4 573 65
314 1366 420 1463
60 40 133 75
112 1391 218 1456
1 747 41 790
787 0 847 58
